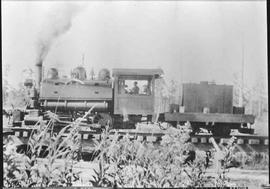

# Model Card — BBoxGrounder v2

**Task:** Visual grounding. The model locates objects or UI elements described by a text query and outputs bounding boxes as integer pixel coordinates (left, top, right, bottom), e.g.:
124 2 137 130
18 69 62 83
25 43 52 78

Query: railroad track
3 126 268 146
3 125 268 161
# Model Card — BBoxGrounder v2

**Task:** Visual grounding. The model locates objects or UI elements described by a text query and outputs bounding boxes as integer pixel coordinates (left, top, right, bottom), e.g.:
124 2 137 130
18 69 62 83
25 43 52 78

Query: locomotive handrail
65 78 85 85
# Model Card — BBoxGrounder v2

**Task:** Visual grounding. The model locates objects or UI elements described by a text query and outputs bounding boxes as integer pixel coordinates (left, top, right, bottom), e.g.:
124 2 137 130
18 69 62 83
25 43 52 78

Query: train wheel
223 126 231 136
212 127 221 136
93 113 113 129
169 121 177 127
190 126 200 135
212 125 231 136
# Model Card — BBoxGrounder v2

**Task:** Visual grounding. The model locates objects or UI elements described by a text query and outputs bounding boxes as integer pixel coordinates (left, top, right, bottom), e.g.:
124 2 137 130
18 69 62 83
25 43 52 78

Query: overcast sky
2 1 267 90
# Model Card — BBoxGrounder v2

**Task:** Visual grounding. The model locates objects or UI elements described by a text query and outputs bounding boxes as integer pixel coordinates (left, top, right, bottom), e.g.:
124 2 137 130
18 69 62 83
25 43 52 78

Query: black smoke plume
36 4 80 66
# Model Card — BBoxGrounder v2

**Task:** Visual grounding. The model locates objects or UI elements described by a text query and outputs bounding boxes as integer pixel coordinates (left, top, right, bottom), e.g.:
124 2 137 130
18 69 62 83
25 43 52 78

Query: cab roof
112 68 164 78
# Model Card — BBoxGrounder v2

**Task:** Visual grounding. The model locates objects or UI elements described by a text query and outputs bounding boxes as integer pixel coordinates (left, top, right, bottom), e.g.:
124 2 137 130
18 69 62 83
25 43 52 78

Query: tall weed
4 113 266 188
234 151 269 170
3 111 81 187
90 125 217 187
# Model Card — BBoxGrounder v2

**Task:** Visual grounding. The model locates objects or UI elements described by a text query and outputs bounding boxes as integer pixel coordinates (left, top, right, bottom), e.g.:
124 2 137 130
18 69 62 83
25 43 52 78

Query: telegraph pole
174 2 183 106
179 51 183 106
239 35 244 107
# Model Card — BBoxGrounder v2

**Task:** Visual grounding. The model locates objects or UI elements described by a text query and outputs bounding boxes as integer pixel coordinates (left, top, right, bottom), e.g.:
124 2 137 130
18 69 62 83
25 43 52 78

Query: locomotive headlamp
24 79 34 88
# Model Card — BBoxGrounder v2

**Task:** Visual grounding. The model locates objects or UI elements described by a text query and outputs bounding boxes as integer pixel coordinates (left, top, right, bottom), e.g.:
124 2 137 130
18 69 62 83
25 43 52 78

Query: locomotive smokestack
35 61 42 91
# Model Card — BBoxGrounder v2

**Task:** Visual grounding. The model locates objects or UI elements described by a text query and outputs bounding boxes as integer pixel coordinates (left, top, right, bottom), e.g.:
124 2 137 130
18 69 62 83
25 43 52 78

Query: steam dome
71 66 87 80
47 68 59 79
98 68 110 80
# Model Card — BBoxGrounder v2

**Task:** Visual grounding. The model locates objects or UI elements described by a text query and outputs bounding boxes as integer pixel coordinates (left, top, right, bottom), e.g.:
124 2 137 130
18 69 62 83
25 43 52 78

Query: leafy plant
5 109 265 187
212 137 237 187
234 151 269 170
3 136 24 188
3 111 81 188
90 125 216 188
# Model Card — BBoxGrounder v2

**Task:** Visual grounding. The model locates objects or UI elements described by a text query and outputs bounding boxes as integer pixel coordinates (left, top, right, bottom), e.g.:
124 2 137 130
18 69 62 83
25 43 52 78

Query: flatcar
163 82 255 136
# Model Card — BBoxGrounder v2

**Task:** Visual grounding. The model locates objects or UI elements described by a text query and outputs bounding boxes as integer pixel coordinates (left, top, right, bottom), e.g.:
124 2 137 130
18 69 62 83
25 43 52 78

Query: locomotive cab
112 68 163 126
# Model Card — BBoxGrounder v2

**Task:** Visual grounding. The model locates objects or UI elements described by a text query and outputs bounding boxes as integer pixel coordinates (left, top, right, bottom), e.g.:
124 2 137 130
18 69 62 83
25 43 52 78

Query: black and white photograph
2 0 268 188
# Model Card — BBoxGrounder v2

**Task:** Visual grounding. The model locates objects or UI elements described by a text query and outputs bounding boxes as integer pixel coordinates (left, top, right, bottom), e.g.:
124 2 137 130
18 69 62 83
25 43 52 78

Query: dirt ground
56 160 269 188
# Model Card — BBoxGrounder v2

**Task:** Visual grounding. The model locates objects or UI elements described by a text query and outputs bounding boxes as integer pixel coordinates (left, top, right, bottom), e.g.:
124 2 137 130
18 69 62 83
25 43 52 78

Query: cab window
118 79 152 95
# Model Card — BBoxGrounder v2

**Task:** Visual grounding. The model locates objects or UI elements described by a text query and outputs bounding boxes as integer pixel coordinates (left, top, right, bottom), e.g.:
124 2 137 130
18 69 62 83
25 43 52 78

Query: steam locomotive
13 64 255 137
